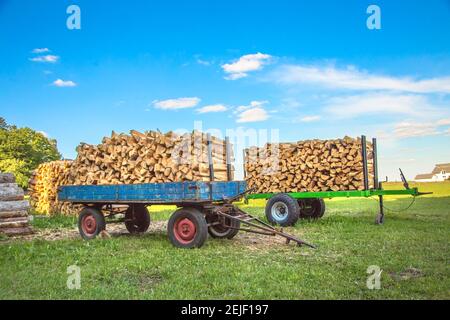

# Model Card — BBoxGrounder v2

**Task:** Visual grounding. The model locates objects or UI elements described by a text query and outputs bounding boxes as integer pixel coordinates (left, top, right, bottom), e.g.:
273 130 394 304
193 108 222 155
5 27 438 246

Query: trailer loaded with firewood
29 130 234 215
245 136 426 226
57 134 424 249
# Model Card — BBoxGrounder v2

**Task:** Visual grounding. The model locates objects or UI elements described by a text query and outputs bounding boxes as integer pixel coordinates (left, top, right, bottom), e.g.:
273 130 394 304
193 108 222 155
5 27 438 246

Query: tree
0 118 61 188
0 159 29 188
0 117 7 130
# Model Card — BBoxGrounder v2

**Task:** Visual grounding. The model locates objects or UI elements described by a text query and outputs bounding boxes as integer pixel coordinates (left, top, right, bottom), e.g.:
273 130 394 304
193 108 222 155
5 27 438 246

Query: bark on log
0 216 29 223
0 183 24 201
0 173 15 184
0 227 33 236
0 210 29 219
0 200 30 212
0 219 29 229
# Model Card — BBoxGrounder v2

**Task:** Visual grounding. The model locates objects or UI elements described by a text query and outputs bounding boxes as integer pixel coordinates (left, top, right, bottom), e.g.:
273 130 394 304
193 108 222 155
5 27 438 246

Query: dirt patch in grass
389 267 424 281
1 220 299 249
116 270 164 293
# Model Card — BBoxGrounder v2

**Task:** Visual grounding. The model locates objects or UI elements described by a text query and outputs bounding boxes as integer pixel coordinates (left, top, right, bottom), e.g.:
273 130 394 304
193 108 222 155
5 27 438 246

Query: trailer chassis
78 198 315 248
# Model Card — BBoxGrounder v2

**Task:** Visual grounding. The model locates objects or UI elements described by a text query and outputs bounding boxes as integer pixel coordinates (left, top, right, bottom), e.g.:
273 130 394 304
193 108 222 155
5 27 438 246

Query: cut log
0 219 29 229
0 173 15 184
0 216 29 223
0 227 33 236
0 200 30 212
0 183 24 201
0 210 29 219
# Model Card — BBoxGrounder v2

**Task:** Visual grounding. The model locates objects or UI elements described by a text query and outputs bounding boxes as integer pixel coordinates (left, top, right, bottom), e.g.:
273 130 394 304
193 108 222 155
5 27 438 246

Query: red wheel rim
81 214 97 235
173 217 196 244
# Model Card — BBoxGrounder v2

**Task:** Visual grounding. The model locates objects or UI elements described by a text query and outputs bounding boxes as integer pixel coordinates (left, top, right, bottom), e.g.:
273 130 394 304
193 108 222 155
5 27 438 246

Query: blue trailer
58 181 315 249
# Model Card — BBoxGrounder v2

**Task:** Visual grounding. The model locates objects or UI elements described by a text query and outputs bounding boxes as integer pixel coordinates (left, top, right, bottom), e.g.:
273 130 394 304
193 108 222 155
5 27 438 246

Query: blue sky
1 0 449 180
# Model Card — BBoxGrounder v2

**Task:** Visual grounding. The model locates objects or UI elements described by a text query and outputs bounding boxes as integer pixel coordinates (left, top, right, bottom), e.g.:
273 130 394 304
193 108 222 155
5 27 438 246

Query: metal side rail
215 205 316 249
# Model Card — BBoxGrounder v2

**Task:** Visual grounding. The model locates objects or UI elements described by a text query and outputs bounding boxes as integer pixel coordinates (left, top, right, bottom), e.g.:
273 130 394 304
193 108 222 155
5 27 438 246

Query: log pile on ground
0 172 33 236
28 130 234 215
245 136 374 193
28 160 77 215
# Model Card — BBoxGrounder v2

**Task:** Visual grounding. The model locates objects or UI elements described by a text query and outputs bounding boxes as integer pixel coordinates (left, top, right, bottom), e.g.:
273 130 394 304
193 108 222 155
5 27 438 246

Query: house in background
414 163 450 182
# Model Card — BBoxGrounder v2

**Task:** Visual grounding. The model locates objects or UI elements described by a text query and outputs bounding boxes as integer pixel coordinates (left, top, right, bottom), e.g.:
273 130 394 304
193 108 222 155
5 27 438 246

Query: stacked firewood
0 173 33 236
28 130 234 215
28 160 78 215
245 136 374 193
68 130 233 185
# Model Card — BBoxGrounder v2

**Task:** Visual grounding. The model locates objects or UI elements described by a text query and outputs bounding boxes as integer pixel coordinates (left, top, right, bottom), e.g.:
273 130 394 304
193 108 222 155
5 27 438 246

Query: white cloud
298 115 321 122
222 53 272 80
196 59 211 66
53 79 77 87
197 104 228 113
392 121 441 138
280 98 302 109
153 97 201 110
37 131 49 137
391 117 450 139
235 100 268 113
272 64 450 93
323 93 438 118
236 104 269 123
437 118 450 126
32 48 50 54
30 55 59 63
225 73 248 80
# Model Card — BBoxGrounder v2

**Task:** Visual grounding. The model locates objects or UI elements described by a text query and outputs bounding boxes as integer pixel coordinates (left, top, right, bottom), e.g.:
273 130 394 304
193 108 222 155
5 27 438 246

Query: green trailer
244 136 428 226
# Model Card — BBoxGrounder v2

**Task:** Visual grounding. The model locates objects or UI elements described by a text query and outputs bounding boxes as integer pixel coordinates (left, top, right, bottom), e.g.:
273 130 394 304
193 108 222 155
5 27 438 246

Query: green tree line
0 117 61 188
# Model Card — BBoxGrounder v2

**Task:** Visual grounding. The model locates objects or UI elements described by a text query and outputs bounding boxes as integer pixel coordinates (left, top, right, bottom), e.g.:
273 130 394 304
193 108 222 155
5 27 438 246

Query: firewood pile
69 130 234 185
0 173 33 236
244 136 374 193
28 130 234 215
28 160 77 215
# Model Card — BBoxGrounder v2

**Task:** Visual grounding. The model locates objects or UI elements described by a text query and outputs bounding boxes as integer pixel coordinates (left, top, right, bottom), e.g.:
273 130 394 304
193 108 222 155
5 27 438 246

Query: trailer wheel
78 207 106 240
125 204 150 233
298 198 325 219
265 194 300 226
206 214 240 239
168 207 208 248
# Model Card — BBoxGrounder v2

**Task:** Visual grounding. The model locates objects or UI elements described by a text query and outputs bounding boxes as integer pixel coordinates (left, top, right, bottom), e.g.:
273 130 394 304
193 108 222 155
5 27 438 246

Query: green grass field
1 182 449 299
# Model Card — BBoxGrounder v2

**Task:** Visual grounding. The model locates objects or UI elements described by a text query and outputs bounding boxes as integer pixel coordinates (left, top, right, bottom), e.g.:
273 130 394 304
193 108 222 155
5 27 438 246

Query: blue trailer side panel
58 181 246 203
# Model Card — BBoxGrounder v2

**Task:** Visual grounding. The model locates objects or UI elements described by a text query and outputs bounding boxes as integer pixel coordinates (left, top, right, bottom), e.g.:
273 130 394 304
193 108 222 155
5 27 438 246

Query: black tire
168 207 208 248
298 198 326 219
78 207 106 240
206 213 240 239
125 204 150 233
265 193 300 226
